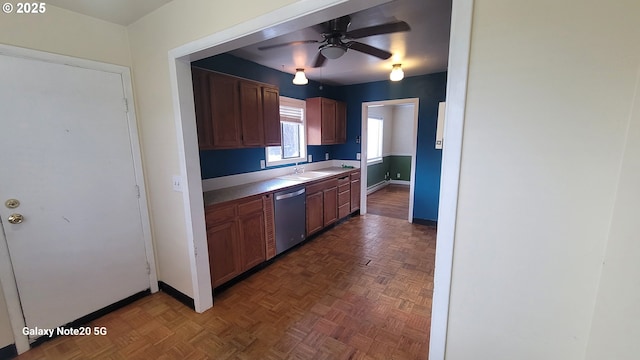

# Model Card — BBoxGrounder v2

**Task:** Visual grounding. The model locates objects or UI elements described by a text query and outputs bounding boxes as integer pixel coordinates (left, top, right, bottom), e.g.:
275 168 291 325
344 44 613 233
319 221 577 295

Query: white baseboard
367 180 389 194
390 180 410 186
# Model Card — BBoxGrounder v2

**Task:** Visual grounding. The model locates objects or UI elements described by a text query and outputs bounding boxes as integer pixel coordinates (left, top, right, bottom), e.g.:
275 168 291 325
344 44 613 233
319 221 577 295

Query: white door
0 54 151 335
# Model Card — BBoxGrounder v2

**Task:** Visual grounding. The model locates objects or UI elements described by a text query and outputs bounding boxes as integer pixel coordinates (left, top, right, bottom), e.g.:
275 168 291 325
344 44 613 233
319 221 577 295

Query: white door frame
167 0 473 359
0 44 158 354
359 98 419 223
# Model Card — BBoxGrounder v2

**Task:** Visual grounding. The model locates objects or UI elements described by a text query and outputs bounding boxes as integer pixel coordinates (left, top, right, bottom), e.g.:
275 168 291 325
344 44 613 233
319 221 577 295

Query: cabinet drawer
337 175 350 185
350 171 361 180
238 197 263 216
338 183 350 194
206 204 236 227
307 178 337 194
338 190 350 206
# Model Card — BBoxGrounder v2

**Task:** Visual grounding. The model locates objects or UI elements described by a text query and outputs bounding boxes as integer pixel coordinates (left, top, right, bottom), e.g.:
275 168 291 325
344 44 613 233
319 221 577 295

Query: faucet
293 162 305 174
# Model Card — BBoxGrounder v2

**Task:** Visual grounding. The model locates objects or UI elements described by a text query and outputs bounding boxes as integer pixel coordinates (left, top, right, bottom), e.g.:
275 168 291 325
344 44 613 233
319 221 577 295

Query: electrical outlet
308 155 312 162
397 173 401 178
260 160 265 169
172 175 183 192
325 153 329 161
356 153 361 160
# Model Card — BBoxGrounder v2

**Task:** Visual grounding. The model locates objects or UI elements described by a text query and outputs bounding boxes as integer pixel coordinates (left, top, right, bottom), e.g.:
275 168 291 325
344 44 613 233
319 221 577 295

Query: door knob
7 213 24 224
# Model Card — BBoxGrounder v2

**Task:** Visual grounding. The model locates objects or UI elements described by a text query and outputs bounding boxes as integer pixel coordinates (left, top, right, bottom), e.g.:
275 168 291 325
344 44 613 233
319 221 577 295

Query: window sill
266 156 307 167
367 158 383 166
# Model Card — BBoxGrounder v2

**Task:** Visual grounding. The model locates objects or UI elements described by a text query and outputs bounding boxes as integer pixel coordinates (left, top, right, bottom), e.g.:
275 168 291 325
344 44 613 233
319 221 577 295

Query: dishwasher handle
275 188 306 201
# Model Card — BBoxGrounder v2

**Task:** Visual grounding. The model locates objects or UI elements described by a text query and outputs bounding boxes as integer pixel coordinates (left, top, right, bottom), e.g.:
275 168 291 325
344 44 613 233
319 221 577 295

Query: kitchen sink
277 171 333 181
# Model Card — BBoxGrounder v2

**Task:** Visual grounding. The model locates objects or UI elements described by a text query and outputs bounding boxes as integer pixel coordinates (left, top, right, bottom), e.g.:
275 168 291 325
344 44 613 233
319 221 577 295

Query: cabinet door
239 81 265 147
210 73 242 148
323 186 338 226
262 86 281 146
191 68 215 149
336 100 347 144
320 98 337 144
207 221 241 288
350 178 361 212
306 191 324 236
238 211 266 270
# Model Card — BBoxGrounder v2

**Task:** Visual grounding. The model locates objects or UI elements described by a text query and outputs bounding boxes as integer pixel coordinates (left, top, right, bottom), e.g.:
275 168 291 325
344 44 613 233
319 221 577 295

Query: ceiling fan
257 15 411 67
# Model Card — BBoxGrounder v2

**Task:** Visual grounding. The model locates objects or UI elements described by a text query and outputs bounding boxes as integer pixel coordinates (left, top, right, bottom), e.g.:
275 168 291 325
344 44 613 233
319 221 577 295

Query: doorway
168 1 473 359
360 99 419 222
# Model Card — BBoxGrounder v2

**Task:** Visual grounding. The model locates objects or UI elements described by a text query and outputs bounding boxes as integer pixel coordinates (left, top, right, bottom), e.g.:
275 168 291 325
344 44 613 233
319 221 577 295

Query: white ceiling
46 0 451 86
230 0 452 86
46 0 172 26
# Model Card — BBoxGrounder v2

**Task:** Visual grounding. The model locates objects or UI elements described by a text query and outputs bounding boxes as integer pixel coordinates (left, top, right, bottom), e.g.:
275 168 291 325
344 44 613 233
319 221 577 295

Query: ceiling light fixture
319 43 347 59
390 64 404 81
292 68 308 85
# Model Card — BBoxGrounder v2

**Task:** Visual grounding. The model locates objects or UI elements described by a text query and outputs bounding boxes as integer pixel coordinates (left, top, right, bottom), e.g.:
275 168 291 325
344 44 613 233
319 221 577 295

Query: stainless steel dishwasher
274 186 306 255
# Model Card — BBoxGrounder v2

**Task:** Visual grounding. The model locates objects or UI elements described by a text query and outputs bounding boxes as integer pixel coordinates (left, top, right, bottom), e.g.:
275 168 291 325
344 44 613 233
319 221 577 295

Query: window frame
265 96 307 167
367 116 384 165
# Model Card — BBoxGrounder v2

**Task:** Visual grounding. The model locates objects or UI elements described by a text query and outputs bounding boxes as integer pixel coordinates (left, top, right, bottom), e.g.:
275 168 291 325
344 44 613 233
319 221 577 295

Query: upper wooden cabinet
192 67 281 150
306 97 347 145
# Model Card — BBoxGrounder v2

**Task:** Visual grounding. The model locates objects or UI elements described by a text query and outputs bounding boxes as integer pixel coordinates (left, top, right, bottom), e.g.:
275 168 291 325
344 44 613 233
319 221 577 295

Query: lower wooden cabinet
350 171 361 212
206 195 267 288
323 186 338 226
306 191 324 236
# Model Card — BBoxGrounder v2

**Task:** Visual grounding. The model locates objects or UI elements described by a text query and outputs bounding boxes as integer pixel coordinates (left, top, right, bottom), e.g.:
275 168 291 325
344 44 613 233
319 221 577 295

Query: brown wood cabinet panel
205 203 236 227
192 68 215 149
239 81 265 147
306 191 324 236
320 99 337 144
192 67 281 149
208 221 241 288
238 211 266 270
323 186 338 226
210 72 242 148
306 97 347 145
338 203 351 219
351 175 361 212
262 86 281 146
338 190 350 206
336 100 347 144
263 194 276 260
237 197 263 216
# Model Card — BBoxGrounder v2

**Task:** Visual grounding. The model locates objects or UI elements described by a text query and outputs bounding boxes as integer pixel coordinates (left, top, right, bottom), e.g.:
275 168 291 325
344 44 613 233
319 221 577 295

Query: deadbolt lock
5 199 20 209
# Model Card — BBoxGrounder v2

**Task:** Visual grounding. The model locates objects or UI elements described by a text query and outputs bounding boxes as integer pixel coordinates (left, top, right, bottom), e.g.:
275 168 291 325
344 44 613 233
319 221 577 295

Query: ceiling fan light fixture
292 68 308 85
390 63 404 81
319 44 347 59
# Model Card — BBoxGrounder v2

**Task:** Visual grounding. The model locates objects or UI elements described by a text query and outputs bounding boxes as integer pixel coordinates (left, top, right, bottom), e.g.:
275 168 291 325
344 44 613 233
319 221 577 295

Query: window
266 97 306 166
367 117 383 164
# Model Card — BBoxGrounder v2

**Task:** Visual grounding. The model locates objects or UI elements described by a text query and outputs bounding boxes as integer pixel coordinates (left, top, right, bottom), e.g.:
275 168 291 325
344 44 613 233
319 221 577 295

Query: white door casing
0 45 157 353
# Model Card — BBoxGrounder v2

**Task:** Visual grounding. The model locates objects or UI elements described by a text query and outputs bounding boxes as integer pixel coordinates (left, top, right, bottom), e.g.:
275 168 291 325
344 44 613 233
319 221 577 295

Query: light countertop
203 166 357 206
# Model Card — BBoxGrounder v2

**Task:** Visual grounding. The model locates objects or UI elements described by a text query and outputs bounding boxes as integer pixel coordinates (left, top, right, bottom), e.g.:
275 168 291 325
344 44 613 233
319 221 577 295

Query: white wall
0 5 132 349
390 105 414 155
585 65 640 359
445 1 640 359
125 0 300 298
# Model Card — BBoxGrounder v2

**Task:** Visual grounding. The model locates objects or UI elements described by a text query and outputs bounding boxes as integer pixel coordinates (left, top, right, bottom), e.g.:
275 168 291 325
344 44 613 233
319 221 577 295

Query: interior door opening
360 99 419 223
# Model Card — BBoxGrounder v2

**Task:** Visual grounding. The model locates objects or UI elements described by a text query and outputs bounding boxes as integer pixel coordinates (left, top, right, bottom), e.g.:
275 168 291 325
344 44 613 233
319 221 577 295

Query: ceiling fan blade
258 40 319 51
312 52 327 68
345 21 410 39
346 42 392 60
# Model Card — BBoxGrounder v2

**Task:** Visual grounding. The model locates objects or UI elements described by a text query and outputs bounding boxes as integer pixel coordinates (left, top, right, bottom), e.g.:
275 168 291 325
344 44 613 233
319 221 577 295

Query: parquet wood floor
367 184 410 220
15 214 436 360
